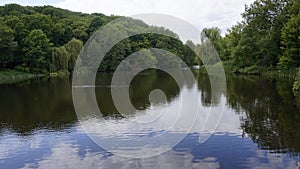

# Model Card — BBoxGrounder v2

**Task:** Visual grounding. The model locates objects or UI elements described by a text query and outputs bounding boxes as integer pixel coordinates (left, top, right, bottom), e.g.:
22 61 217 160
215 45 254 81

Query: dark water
0 70 300 169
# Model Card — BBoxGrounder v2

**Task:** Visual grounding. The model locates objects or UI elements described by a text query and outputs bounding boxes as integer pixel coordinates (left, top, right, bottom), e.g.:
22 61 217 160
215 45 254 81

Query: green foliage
220 23 244 61
0 70 35 84
195 0 300 96
201 27 222 52
278 14 300 70
293 68 300 95
0 4 103 74
64 38 83 72
87 16 107 36
239 65 263 75
97 28 195 72
197 0 299 77
22 29 52 73
232 28 260 69
50 38 83 77
0 1 297 85
0 23 16 68
71 20 89 42
197 28 222 65
0 4 195 75
51 46 69 72
235 0 287 68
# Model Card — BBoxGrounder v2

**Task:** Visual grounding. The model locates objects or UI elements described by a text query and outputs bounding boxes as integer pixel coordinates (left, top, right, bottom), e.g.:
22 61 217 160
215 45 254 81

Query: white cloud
0 0 61 6
21 141 297 169
55 0 255 34
21 142 220 169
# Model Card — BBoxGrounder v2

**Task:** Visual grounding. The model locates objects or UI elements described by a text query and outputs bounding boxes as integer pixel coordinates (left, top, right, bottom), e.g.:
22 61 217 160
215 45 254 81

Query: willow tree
64 38 83 72
51 46 69 72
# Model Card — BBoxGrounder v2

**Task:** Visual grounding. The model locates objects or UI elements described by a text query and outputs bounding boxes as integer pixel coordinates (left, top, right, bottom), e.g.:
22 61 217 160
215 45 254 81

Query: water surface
0 70 300 169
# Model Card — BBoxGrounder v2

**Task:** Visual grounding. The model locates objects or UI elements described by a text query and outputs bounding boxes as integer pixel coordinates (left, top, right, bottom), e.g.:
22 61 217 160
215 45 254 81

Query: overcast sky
0 0 255 34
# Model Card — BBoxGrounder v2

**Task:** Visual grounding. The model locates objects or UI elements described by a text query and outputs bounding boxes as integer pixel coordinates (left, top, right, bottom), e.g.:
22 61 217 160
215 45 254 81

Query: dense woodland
0 1 300 94
0 3 195 76
196 0 300 95
199 0 299 71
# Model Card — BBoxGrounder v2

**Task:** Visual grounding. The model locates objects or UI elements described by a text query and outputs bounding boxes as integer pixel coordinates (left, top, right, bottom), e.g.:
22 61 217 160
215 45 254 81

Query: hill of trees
0 4 195 76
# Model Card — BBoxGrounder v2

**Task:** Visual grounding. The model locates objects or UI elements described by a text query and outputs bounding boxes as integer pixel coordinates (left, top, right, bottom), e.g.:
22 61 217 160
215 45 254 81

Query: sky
0 0 255 34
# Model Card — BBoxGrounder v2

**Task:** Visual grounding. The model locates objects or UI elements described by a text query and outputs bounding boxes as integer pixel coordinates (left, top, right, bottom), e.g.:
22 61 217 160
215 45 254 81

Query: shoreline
0 70 44 85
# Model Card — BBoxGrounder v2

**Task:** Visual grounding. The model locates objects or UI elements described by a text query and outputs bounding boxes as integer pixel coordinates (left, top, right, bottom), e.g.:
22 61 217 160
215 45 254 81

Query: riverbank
199 63 300 97
1 64 299 99
0 70 38 84
218 62 297 79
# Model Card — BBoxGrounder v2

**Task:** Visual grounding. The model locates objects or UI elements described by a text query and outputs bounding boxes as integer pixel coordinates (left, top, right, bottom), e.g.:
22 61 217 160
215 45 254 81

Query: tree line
195 0 300 95
1 1 300 94
199 0 299 71
0 4 195 76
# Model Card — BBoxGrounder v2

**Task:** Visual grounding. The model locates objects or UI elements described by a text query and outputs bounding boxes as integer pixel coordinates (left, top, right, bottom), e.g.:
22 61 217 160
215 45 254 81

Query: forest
0 3 195 77
197 0 300 96
0 0 299 95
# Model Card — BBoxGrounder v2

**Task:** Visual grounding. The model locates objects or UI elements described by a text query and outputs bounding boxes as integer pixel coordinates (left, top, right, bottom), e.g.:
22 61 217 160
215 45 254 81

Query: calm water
0 70 300 169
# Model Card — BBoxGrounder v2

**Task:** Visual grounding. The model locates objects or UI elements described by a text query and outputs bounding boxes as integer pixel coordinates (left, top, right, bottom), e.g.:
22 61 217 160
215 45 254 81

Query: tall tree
51 46 69 72
64 38 83 72
220 23 244 62
238 0 289 67
278 14 300 70
22 29 52 73
0 23 16 68
198 28 222 65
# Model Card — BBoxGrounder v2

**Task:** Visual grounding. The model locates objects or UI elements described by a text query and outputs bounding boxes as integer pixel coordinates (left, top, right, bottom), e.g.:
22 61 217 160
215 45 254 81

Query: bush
293 68 300 95
239 65 262 75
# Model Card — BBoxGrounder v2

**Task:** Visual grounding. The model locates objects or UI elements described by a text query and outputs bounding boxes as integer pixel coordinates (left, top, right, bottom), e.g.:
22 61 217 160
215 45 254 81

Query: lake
0 70 300 169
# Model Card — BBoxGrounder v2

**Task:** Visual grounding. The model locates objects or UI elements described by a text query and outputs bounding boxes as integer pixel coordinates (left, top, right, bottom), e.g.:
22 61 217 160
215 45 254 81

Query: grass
0 70 36 84
0 69 70 85
199 62 300 82
50 70 70 78
293 68 300 95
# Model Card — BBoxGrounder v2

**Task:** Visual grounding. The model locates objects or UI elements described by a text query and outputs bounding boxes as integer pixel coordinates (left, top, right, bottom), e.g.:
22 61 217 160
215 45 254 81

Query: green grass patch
293 68 300 96
0 70 36 84
50 70 70 78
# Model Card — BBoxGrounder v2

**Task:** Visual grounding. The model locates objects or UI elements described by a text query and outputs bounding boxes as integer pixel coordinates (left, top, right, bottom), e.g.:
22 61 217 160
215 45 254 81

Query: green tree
0 4 198 73
64 38 83 71
22 29 52 73
197 28 222 65
220 23 244 62
50 46 69 72
0 23 16 68
232 27 260 69
238 0 289 67
22 14 57 43
71 20 89 42
278 14 300 70
87 16 107 36
201 27 222 53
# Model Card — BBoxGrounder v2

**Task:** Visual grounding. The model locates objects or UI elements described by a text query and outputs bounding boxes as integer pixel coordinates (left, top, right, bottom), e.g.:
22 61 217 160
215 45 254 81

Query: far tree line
1 1 299 75
0 4 195 75
0 1 299 94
